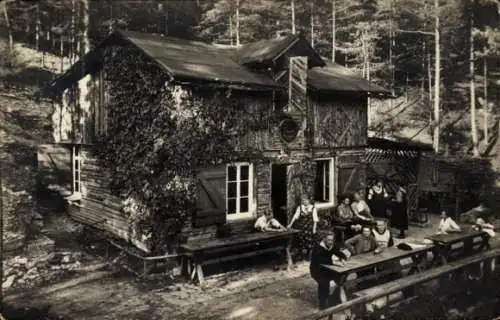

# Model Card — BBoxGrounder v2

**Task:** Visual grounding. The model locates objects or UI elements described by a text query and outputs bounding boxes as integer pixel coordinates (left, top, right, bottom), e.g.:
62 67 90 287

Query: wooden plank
425 230 486 245
322 245 433 275
301 248 500 320
180 229 300 252
202 246 285 266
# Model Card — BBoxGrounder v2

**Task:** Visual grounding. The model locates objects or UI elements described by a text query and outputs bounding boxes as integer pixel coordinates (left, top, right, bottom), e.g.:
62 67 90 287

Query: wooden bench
300 247 500 320
179 229 300 286
106 238 178 278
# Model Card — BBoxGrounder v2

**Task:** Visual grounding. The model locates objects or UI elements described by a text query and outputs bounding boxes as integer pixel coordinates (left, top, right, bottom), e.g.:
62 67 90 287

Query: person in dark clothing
310 230 348 310
389 188 408 238
367 180 389 219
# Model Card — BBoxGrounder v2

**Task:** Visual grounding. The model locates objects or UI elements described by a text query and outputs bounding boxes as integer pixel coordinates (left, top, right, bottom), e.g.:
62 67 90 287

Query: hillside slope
0 40 66 245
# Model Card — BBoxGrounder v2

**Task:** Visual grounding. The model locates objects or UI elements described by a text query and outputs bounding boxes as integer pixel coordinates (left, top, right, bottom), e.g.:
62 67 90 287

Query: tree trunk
331 0 336 62
76 1 81 58
71 0 76 64
60 35 64 73
433 0 440 153
2 2 14 52
109 1 113 34
36 3 40 52
483 58 488 143
389 0 395 95
470 1 479 157
235 0 240 46
291 0 296 34
310 3 315 48
428 51 432 104
229 15 234 46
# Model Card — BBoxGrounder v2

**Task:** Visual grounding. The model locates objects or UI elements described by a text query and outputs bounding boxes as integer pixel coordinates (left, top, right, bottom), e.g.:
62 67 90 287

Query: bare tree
470 0 479 157
291 0 296 34
235 0 240 46
331 0 336 61
2 0 14 52
433 0 441 153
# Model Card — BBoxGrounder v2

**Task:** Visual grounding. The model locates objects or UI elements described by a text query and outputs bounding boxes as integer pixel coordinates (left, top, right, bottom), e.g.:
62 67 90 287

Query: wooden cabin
39 30 390 254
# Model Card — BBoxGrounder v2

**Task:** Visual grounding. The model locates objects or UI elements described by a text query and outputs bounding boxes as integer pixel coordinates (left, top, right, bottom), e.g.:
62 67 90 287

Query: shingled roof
308 60 390 94
44 30 390 96
119 30 280 89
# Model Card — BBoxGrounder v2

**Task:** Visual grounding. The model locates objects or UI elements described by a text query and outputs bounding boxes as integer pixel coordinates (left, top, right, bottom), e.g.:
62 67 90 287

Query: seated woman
351 190 375 222
473 216 496 238
254 212 286 232
333 195 363 239
437 210 461 234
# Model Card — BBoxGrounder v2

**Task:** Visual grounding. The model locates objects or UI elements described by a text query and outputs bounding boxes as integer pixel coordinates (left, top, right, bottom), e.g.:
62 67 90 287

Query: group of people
253 182 497 311
310 220 395 309
254 180 408 261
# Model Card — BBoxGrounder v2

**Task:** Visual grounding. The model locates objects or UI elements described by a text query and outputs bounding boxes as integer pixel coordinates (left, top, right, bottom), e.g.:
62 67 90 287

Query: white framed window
226 162 254 221
314 158 335 208
72 145 82 194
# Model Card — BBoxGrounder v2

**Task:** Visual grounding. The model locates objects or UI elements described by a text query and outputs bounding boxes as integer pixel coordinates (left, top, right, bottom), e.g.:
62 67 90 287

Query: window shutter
194 165 227 228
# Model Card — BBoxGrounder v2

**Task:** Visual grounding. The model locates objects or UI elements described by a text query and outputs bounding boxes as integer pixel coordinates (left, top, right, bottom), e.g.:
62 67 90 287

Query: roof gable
308 60 391 94
236 34 325 68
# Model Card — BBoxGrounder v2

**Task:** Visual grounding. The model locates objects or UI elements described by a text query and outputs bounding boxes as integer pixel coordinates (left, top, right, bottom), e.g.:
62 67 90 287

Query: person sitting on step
254 211 286 232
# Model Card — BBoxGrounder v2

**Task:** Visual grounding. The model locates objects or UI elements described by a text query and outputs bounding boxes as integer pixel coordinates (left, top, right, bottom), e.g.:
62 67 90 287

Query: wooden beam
298 248 500 320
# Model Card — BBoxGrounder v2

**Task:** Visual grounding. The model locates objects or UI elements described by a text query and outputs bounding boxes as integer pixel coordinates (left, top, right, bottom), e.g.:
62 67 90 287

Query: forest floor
3 215 500 320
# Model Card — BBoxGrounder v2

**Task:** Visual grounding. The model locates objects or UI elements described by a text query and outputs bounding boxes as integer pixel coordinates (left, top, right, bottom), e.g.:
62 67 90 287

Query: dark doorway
272 164 288 226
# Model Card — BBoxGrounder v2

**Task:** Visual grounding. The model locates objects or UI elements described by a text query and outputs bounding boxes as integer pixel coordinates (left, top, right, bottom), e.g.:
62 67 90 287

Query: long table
179 229 300 285
425 229 490 266
321 244 434 304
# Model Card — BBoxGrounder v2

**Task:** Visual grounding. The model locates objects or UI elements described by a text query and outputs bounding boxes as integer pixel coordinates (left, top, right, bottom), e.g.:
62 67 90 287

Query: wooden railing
297 248 500 320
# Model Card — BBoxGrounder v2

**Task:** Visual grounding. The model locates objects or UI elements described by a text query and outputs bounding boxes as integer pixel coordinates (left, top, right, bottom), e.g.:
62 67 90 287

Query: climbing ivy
96 45 268 253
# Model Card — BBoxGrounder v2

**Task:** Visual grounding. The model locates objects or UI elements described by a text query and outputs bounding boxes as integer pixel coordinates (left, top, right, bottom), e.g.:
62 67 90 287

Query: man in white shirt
254 212 287 232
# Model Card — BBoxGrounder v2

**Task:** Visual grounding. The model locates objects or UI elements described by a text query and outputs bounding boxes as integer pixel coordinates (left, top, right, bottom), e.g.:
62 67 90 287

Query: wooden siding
51 71 105 145
76 148 150 252
312 94 368 148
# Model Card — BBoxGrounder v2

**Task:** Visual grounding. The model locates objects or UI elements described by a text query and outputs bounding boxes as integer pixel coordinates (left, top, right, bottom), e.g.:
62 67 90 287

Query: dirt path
5 267 319 320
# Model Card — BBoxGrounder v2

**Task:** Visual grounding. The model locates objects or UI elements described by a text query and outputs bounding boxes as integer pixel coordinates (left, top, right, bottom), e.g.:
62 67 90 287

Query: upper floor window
226 163 254 221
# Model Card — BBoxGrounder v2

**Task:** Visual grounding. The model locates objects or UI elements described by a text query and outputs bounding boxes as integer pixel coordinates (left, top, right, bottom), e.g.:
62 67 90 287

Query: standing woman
367 179 389 219
288 197 319 261
390 188 408 238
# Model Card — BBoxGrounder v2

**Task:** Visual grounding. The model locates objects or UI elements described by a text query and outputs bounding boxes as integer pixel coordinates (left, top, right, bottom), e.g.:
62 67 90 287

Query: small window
314 158 334 207
72 145 82 194
226 163 254 220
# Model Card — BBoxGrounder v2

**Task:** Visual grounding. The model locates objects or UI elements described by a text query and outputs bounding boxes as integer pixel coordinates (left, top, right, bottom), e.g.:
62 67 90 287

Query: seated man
437 210 461 234
310 230 348 310
344 226 378 256
460 203 489 224
254 212 286 232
